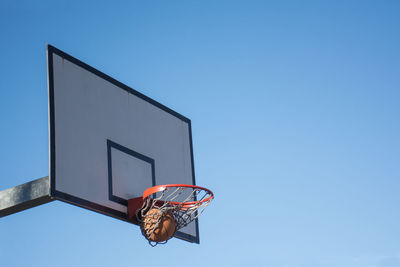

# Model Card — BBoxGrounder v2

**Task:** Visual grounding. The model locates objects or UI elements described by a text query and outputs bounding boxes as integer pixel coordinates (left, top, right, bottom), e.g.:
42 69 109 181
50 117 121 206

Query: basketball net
137 185 213 246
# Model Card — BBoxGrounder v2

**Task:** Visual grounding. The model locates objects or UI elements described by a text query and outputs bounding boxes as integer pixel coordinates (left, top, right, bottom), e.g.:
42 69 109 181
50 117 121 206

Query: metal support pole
0 176 53 218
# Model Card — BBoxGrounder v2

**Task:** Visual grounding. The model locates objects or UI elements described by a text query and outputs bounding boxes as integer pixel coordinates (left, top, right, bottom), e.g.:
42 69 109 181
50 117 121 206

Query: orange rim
142 184 214 208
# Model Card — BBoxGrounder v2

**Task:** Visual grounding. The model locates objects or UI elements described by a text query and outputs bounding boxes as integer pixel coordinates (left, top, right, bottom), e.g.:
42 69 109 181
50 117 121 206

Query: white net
137 185 213 246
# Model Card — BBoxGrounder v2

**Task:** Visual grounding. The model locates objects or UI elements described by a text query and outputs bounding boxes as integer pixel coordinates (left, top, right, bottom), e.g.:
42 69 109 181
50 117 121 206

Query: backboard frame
47 45 199 243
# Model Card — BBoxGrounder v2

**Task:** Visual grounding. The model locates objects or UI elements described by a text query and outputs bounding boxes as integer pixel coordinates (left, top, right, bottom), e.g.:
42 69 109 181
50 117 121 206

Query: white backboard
47 45 198 243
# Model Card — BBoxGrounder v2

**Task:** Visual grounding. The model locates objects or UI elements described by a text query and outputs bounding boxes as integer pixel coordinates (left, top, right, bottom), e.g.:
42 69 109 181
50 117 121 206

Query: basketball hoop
128 184 214 246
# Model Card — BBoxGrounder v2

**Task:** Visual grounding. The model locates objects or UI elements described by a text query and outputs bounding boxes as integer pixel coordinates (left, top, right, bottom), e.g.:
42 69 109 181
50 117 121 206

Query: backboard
47 45 199 243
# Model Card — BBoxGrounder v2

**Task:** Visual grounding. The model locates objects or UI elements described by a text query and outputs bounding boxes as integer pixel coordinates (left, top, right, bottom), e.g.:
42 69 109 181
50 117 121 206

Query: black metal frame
0 176 53 218
46 45 199 243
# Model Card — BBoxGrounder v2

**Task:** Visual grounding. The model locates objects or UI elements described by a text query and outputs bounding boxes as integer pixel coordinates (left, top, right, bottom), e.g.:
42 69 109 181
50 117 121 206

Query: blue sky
1 1 400 267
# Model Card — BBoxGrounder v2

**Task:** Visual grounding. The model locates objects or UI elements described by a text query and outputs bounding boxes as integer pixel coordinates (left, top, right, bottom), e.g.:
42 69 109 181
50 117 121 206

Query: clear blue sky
1 1 400 267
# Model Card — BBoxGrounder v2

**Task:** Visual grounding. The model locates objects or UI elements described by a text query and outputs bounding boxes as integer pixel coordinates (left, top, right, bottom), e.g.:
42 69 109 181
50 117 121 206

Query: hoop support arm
0 176 54 218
